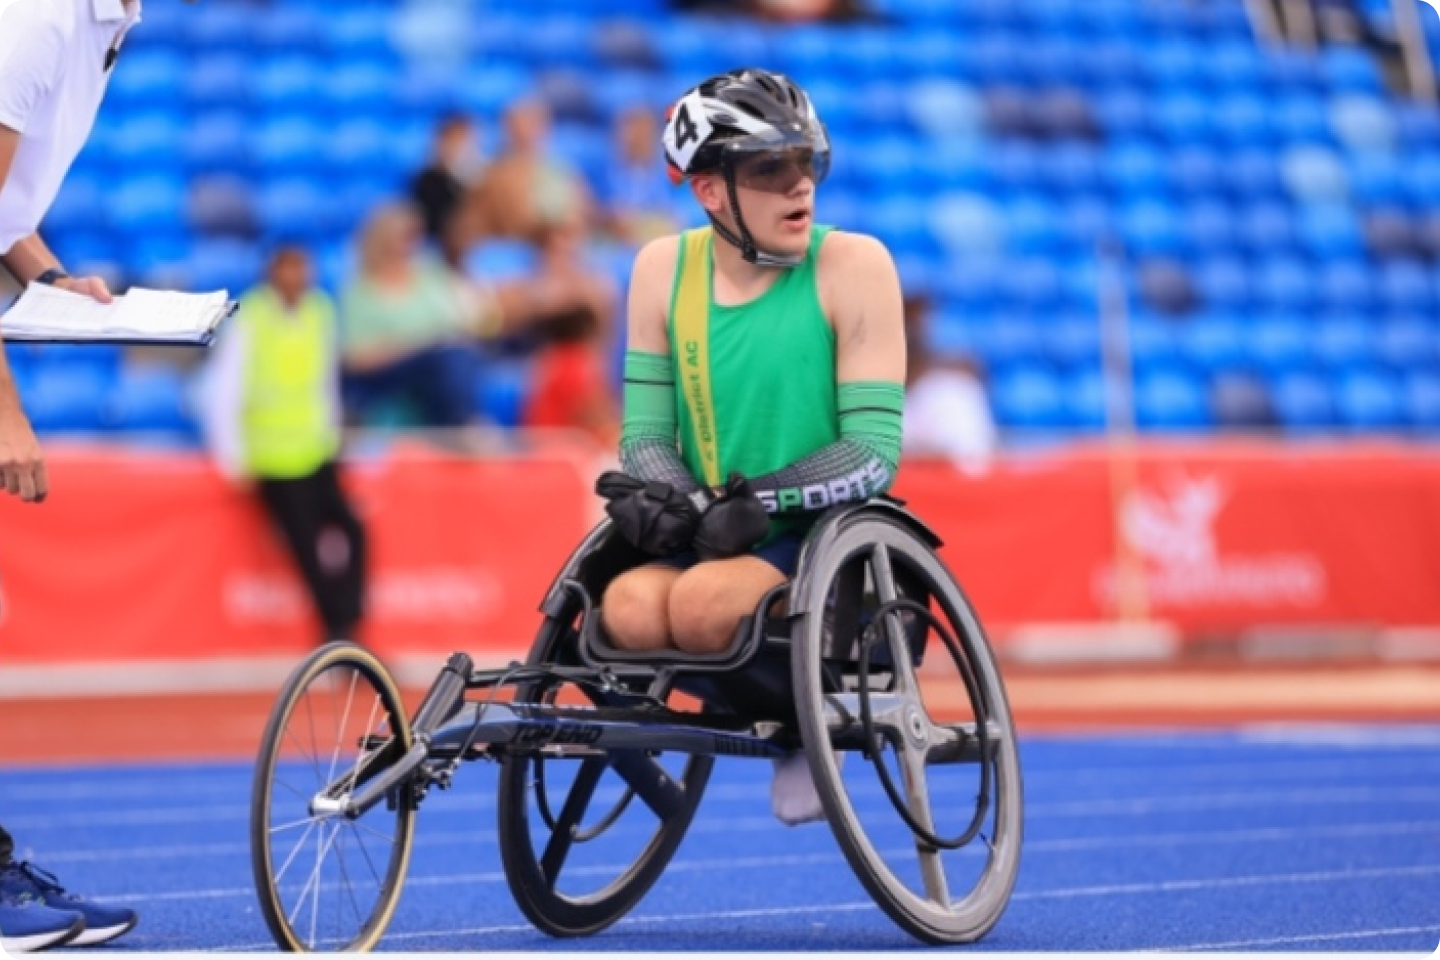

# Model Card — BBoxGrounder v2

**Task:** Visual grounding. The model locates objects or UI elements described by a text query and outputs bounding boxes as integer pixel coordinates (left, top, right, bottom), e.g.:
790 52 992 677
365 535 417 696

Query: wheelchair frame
249 499 1024 951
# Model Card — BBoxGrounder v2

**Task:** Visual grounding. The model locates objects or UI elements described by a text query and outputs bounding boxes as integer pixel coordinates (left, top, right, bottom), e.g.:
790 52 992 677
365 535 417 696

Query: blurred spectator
521 301 620 449
409 112 487 269
1212 371 1280 430
468 99 595 243
901 295 998 468
528 218 620 352
198 246 368 645
1138 260 1200 316
601 106 684 247
671 0 876 21
339 203 497 430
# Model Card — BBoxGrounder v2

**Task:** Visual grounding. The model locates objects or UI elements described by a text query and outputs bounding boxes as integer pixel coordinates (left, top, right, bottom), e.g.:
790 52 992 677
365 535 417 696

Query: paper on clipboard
0 284 238 346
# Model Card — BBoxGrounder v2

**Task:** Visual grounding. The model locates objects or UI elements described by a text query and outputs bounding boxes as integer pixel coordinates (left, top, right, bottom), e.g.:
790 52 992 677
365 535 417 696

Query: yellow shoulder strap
673 227 721 487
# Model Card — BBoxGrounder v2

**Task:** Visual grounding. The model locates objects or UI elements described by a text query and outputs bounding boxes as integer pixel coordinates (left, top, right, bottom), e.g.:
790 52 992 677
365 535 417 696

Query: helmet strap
708 163 803 269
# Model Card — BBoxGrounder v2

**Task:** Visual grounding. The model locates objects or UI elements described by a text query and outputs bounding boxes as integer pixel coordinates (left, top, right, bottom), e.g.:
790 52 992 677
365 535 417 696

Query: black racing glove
693 473 772 561
594 471 701 557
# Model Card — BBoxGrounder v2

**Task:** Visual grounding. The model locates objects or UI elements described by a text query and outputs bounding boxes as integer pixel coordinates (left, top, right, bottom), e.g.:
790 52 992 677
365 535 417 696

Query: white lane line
9 783 1440 831
1010 863 1440 900
35 817 1440 866
10 752 1440 805
1152 923 1440 952
211 865 1440 952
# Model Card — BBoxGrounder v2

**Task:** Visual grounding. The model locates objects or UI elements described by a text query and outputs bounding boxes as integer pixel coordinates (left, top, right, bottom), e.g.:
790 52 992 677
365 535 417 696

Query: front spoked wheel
792 517 1024 945
250 642 417 952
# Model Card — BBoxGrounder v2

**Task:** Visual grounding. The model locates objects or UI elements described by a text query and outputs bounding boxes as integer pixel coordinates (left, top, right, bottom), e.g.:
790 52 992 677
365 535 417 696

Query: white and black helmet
663 68 830 267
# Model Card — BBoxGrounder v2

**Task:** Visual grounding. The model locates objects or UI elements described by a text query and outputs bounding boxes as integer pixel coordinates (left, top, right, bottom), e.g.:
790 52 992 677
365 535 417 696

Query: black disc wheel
251 642 416 951
791 515 1024 944
496 620 714 937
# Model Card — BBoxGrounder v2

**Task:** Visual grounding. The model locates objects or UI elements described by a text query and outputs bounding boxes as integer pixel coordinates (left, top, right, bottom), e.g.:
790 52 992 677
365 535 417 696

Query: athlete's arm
616 235 701 494
745 231 907 514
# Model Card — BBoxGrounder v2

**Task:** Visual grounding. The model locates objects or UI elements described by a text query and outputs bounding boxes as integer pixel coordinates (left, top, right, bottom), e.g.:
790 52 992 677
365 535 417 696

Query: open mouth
783 209 811 224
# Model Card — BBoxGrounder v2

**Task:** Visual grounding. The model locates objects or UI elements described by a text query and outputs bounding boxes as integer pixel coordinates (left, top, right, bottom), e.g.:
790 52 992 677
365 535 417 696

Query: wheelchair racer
598 68 907 824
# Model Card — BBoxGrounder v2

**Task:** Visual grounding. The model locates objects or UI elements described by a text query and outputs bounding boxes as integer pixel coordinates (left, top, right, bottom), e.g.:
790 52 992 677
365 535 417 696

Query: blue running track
2 726 1437 952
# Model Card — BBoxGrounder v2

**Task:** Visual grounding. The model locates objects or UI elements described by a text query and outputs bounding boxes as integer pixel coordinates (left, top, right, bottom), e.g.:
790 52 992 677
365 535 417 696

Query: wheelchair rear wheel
250 642 417 952
791 515 1023 944
496 620 715 936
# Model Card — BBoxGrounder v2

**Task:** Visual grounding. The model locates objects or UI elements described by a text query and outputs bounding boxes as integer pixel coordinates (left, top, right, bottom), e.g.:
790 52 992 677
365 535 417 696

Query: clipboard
0 285 239 347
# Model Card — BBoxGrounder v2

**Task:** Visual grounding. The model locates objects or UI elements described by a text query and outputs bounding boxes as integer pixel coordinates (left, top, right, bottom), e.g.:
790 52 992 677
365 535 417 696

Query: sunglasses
731 147 830 194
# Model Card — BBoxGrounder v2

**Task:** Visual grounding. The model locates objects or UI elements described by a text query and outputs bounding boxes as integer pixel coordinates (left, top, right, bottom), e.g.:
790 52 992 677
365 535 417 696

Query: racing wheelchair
248 498 1023 951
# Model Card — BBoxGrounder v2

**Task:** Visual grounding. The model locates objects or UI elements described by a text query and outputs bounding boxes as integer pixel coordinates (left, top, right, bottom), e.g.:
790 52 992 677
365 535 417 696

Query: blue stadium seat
991 363 1068 430
326 118 398 178
106 112 188 169
185 55 252 110
1211 94 1272 148
1193 257 1252 310
184 112 251 175
1223 149 1283 200
1232 201 1301 257
1178 312 1246 375
1001 195 1061 255
1404 371 1440 430
1280 145 1350 203
254 179 341 240
1312 314 1375 369
1136 367 1212 431
106 50 188 108
252 5 324 50
1315 259 1375 312
995 258 1064 310
1297 203 1365 259
1093 88 1153 139
1205 40 1264 91
108 176 187 238
1180 198 1235 254
1126 314 1182 370
1321 46 1384 94
1105 141 1168 199
186 239 265 295
252 116 330 176
106 366 197 439
184 3 254 49
1253 256 1315 311
1153 91 1212 146
41 176 104 235
24 366 112 435
1272 94 1333 143
1374 315 1436 370
1043 311 1102 368
1376 260 1435 313
323 62 400 117
1065 368 1109 432
457 64 530 115
1119 200 1182 257
322 7 397 62
253 56 329 113
1335 368 1406 429
1248 313 1312 374
1348 152 1406 206
1271 370 1336 431
476 361 532 428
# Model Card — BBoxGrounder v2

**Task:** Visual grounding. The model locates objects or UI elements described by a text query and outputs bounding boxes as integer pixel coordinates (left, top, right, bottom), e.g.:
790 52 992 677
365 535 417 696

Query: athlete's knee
668 566 760 655
601 569 674 651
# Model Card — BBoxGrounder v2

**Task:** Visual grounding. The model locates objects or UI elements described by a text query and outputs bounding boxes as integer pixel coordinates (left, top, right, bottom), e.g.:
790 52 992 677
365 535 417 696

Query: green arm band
618 350 699 492
746 380 905 514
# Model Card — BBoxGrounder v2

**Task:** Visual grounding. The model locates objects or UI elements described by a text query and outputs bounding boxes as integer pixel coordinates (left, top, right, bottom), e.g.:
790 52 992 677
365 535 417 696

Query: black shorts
652 533 804 577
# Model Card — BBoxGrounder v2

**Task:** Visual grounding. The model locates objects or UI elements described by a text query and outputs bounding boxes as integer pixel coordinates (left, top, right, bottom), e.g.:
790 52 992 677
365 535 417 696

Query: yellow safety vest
239 288 340 479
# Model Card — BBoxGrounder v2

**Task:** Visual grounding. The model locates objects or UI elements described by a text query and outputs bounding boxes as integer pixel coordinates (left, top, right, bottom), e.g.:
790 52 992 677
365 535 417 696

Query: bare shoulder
625 234 684 353
630 233 683 285
816 230 902 321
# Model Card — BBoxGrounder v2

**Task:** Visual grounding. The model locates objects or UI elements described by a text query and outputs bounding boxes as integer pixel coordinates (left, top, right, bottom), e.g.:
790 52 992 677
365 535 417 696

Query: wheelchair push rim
792 518 1024 945
250 642 417 952
497 619 716 937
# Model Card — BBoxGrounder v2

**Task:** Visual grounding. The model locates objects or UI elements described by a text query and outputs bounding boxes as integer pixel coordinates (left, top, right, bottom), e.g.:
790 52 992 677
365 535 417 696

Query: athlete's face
695 148 817 260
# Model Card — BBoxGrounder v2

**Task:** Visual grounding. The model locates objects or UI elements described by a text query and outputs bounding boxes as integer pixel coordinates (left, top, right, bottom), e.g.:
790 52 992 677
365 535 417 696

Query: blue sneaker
0 862 136 947
0 897 84 952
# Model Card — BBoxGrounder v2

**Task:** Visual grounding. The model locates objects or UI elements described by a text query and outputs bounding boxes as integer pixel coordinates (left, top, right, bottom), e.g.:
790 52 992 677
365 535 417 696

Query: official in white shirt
0 0 154 505
0 0 184 951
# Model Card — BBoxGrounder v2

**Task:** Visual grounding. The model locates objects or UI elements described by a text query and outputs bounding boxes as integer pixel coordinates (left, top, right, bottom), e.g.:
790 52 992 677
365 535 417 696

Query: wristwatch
34 268 70 286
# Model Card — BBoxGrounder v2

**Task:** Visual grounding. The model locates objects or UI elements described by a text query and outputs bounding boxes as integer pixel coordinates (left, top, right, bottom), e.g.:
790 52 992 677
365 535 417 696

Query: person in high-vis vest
200 246 368 649
596 69 906 826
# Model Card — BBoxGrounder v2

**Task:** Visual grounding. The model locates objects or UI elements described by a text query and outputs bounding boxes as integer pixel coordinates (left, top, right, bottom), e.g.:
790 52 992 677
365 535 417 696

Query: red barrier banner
896 442 1440 633
2 442 1439 667
0 446 598 664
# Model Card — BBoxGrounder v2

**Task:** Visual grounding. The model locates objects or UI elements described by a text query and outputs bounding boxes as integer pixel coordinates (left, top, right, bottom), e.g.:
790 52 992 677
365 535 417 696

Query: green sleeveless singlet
668 224 837 538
